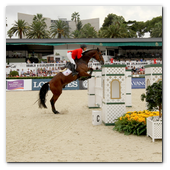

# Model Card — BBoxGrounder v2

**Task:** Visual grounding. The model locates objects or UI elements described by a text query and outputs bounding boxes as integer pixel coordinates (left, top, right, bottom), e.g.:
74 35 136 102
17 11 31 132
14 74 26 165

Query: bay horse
38 48 104 114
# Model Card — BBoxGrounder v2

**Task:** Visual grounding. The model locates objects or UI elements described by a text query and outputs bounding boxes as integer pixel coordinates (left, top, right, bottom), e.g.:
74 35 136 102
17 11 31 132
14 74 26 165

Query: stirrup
72 70 78 76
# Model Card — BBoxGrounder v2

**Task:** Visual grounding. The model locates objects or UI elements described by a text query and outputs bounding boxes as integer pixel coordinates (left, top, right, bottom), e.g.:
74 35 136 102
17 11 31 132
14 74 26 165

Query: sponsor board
6 79 32 91
131 78 145 89
6 78 146 91
79 80 88 90
64 80 79 90
32 79 79 90
7 80 24 90
32 79 49 91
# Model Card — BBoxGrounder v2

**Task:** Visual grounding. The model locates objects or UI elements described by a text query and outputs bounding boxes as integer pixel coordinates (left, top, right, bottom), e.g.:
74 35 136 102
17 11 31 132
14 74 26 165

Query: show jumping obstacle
144 64 162 88
89 64 132 125
89 64 162 129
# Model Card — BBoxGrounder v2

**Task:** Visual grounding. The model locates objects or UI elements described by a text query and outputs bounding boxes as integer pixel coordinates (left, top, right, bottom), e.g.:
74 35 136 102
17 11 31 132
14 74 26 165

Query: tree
102 13 125 29
100 13 136 38
98 29 105 38
50 19 70 38
79 23 97 38
27 21 50 39
127 21 146 38
7 29 13 38
141 81 162 118
145 16 162 36
71 20 83 38
71 12 80 23
126 29 137 38
71 30 81 38
26 14 50 39
76 20 82 31
150 21 162 37
102 23 126 38
9 19 28 39
32 13 46 24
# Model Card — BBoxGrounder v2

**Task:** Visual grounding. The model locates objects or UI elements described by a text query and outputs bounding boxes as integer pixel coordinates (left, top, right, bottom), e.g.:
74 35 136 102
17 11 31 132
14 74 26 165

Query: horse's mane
82 49 97 56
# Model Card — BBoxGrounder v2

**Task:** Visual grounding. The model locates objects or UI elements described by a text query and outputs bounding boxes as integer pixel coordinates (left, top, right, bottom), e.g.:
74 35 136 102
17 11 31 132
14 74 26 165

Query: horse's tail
39 82 49 109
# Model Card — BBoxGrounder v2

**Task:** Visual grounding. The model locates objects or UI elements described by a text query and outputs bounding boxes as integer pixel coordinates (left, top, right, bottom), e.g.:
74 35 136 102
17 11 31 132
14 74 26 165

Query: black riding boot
71 64 78 76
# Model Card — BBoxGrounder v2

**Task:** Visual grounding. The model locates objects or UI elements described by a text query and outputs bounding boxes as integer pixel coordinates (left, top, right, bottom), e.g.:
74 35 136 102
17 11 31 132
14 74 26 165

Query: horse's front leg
79 68 93 80
88 67 93 76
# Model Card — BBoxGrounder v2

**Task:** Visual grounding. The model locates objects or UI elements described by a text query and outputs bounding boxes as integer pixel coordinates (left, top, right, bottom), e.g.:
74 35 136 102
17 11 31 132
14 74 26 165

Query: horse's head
93 48 104 65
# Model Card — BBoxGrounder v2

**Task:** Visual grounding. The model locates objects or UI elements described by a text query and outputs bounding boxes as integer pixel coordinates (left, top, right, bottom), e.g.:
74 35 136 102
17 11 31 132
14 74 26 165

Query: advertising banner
7 80 24 90
32 79 80 91
6 78 146 91
131 78 145 89
32 79 49 91
79 80 88 90
64 80 79 90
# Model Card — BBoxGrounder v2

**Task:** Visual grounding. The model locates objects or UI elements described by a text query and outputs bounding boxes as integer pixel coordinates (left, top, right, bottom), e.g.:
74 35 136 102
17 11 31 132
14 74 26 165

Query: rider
67 44 87 76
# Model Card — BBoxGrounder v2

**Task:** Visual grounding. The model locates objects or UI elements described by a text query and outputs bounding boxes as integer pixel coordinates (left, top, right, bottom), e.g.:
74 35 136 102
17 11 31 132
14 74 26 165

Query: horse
38 48 104 114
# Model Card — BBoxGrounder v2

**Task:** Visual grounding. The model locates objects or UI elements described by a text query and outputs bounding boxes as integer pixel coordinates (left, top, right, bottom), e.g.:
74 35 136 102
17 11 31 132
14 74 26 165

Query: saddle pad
60 68 72 76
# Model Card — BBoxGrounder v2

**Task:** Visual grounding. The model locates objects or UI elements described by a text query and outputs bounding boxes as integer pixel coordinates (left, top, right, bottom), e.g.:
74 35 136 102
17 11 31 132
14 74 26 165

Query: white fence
6 60 162 76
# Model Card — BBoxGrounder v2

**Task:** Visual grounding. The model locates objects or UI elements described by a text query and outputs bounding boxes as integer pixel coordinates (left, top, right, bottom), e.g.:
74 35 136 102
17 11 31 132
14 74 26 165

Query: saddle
59 62 72 72
59 62 78 76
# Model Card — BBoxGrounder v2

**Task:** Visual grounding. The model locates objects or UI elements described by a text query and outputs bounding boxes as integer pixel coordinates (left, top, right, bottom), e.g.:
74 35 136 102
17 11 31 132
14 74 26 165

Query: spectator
110 58 114 64
27 59 30 64
136 67 140 74
52 67 55 74
132 66 136 74
27 68 30 75
33 70 36 76
30 70 33 77
154 58 157 64
139 67 144 74
21 69 24 76
63 59 66 64
10 69 12 74
42 67 46 73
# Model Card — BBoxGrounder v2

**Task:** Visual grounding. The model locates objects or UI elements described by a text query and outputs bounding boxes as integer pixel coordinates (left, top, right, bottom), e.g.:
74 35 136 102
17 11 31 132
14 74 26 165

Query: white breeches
67 52 76 68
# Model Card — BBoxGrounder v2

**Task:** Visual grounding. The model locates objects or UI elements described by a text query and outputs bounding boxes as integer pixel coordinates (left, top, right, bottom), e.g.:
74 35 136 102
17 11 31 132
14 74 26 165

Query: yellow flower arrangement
121 110 159 124
114 110 160 136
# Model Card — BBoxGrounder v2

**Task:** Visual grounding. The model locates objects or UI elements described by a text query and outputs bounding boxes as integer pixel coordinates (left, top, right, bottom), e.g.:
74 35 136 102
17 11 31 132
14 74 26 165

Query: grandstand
6 38 162 77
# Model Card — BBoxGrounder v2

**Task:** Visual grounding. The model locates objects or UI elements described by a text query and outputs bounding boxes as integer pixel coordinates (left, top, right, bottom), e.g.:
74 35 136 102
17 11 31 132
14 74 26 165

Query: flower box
147 116 162 142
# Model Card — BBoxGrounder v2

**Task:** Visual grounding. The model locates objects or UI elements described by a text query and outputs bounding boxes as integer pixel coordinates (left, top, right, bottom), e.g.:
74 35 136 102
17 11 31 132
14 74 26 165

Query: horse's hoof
53 110 60 114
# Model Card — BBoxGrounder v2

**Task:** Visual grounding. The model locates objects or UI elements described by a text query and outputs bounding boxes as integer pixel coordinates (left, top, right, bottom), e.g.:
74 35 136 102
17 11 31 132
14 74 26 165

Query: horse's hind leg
50 90 62 114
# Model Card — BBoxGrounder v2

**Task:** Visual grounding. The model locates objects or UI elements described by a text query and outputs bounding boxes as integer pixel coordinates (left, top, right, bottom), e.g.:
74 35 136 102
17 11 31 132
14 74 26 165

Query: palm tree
7 29 13 38
79 23 97 38
26 14 50 39
76 20 82 31
32 13 46 27
101 22 130 38
9 19 28 39
27 21 50 39
50 19 70 38
71 23 97 38
71 30 81 38
98 29 105 38
150 22 162 37
71 12 80 23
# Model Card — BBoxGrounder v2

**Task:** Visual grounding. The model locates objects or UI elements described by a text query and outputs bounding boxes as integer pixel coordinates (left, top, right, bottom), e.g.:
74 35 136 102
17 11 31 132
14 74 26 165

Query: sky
5 5 162 38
